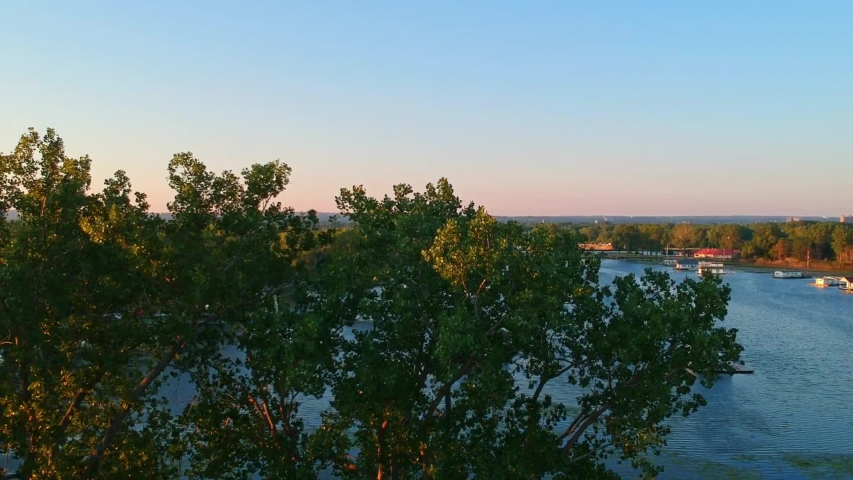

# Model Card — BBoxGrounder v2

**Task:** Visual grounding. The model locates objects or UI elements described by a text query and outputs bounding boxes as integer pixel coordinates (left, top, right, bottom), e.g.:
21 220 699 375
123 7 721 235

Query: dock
688 364 755 376
724 364 755 375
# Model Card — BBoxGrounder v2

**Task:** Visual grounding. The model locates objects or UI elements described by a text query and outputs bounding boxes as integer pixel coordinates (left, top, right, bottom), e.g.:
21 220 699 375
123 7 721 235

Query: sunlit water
159 259 853 479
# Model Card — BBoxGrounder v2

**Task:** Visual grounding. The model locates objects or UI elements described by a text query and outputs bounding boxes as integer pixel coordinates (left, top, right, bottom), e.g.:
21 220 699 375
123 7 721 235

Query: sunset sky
2 1 851 216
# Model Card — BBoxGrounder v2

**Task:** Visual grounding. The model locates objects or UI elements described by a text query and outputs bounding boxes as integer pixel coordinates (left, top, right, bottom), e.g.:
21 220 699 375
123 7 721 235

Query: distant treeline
558 221 853 264
314 214 838 228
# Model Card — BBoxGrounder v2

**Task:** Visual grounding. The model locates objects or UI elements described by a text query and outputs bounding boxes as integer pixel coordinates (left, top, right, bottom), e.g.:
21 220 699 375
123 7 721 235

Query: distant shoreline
599 253 853 276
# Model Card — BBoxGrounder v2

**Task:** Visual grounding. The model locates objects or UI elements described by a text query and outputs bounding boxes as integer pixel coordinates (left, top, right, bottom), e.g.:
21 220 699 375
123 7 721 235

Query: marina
664 260 853 294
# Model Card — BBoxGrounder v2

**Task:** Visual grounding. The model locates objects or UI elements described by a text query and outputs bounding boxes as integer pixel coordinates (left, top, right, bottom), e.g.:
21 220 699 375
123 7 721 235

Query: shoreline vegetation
549 219 853 276
597 252 853 275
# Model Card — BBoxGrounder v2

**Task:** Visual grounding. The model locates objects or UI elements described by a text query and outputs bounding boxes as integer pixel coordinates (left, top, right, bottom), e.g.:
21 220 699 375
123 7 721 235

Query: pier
726 364 755 375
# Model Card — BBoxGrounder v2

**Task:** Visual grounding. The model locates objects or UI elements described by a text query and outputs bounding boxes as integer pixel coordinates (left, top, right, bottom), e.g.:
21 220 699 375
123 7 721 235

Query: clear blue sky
1 1 851 216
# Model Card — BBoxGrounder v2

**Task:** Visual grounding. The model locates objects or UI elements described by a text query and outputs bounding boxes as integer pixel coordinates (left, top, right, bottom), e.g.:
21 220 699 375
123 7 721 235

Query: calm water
596 260 853 479
162 259 853 479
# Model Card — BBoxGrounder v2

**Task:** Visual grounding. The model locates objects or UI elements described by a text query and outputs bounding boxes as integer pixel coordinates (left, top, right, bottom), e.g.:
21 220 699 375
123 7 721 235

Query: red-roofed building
695 248 740 259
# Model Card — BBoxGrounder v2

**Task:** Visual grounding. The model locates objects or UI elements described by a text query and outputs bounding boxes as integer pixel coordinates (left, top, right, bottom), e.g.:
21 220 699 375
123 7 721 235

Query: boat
811 276 841 288
773 270 810 279
663 259 677 266
674 260 698 271
697 262 736 276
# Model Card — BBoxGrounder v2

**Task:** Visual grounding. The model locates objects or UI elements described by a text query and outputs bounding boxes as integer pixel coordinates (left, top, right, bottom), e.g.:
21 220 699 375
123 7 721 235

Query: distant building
786 217 801 223
694 248 740 259
842 216 848 223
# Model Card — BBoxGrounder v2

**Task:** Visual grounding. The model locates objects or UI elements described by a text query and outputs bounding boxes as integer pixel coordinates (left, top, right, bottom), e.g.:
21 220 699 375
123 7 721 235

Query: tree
637 224 671 254
0 129 320 479
0 128 170 480
772 238 792 260
310 179 741 479
1 130 744 479
743 223 784 259
721 225 747 256
612 224 639 252
832 225 853 264
672 224 699 254
790 236 813 262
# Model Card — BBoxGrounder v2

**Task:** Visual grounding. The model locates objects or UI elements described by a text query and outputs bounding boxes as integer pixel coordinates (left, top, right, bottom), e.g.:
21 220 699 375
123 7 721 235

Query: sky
1 1 851 216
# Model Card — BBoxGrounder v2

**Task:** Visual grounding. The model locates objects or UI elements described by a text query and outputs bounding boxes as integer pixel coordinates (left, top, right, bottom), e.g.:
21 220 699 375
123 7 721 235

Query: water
596 260 853 478
160 259 853 479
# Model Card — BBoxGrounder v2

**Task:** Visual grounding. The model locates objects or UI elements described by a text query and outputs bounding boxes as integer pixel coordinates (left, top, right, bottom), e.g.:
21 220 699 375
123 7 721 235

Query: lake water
162 259 853 479
597 260 853 479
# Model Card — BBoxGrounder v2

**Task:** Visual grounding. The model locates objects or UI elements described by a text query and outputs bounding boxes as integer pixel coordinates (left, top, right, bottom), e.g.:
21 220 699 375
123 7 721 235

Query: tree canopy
1 129 741 480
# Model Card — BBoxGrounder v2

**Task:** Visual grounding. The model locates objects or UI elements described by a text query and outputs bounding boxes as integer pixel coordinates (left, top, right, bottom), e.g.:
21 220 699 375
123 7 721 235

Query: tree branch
78 336 188 480
486 317 506 337
424 356 476 425
567 442 614 465
261 398 277 437
532 375 550 403
475 278 487 297
240 393 264 427
556 366 651 455
561 403 609 453
58 370 105 431
532 363 575 403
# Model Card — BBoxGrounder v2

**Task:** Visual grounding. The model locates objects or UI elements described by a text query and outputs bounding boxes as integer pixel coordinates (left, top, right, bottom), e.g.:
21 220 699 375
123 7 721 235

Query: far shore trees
672 223 699 254
576 219 853 266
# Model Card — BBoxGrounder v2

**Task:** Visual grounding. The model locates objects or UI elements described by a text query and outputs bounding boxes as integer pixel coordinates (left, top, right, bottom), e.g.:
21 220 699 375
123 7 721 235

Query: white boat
663 259 677 266
773 270 808 279
697 262 735 276
811 276 841 287
674 260 698 271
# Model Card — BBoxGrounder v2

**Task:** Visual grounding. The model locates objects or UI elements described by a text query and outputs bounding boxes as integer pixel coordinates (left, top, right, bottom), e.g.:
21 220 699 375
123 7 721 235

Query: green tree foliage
637 224 670 253
742 223 784 259
671 224 699 253
310 180 741 479
1 129 743 479
705 224 749 256
832 225 853 264
0 129 319 479
612 224 639 252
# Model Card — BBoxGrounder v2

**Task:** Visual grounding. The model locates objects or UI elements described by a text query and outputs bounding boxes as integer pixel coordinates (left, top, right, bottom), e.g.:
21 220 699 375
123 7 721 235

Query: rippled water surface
597 260 853 479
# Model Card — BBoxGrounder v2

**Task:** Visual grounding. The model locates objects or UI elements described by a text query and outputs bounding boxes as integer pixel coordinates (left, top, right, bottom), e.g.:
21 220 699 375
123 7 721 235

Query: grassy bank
745 257 853 275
